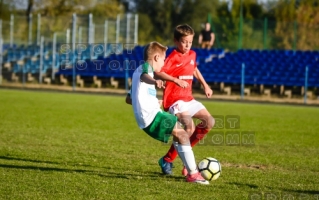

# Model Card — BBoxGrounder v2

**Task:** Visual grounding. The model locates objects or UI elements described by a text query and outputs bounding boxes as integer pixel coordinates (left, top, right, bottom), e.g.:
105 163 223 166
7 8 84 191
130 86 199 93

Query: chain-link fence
0 13 138 48
0 13 138 85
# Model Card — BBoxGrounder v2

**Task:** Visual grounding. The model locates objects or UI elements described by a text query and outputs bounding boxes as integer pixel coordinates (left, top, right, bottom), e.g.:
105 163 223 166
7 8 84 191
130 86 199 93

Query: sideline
1 83 319 107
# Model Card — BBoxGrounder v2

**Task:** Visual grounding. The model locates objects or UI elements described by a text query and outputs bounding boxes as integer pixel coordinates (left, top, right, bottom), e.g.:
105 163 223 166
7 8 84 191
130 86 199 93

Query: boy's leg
191 109 214 147
149 111 207 183
162 111 194 163
171 124 196 175
171 122 209 184
162 100 213 164
143 111 177 175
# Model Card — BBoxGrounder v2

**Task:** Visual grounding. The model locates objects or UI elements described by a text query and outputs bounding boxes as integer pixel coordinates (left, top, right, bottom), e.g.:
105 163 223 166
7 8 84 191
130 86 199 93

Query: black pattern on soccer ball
198 157 221 181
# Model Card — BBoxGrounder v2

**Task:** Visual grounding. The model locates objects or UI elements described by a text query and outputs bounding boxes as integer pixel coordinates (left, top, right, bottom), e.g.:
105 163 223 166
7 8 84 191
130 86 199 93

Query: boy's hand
125 95 132 105
173 78 189 88
204 86 213 98
155 80 165 89
158 100 163 107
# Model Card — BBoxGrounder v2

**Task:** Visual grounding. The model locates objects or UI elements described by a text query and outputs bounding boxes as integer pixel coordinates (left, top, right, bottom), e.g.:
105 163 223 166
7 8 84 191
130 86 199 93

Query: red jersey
161 49 197 111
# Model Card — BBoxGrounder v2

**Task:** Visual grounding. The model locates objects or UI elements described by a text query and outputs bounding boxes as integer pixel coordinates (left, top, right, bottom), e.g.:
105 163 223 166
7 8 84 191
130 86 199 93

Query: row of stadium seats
199 57 319 87
56 46 319 87
2 44 319 87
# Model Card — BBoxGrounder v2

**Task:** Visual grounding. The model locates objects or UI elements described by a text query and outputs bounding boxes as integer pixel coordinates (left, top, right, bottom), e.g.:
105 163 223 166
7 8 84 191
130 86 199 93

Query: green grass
0 89 318 200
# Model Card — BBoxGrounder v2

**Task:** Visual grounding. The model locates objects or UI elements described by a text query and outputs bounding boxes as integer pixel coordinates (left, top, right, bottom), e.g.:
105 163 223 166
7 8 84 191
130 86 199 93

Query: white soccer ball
198 157 221 181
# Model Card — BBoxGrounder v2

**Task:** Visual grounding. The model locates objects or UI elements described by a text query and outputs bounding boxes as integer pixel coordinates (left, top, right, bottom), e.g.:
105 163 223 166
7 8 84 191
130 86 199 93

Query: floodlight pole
39 36 44 84
116 14 120 44
66 28 70 62
134 14 138 44
126 13 131 44
104 20 108 57
52 32 57 80
72 13 77 91
37 14 41 46
88 13 93 44
92 23 95 44
91 23 95 59
10 14 14 48
28 14 33 45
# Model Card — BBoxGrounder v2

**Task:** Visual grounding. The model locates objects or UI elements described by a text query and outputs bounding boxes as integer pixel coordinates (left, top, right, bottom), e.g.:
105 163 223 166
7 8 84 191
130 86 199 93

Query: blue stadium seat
41 44 315 87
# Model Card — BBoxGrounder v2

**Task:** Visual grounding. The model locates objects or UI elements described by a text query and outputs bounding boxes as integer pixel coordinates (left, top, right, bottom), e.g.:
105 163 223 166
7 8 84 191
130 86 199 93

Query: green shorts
143 111 177 143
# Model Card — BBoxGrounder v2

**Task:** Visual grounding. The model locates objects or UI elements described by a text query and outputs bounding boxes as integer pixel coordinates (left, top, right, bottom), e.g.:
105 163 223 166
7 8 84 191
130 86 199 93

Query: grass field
0 89 318 200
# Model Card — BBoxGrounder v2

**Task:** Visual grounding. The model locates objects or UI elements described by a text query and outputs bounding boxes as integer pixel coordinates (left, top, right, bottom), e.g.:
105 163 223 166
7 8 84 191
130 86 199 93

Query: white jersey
130 63 162 129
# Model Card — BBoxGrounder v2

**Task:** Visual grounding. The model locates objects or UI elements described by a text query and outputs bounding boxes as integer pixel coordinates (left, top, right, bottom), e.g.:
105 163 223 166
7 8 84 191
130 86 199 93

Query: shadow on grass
0 156 92 167
282 188 319 195
0 163 185 182
227 182 259 189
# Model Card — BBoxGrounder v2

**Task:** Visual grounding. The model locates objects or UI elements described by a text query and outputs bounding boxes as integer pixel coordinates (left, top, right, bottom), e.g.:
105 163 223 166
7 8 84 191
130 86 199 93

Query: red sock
163 124 209 163
190 125 209 147
163 144 178 163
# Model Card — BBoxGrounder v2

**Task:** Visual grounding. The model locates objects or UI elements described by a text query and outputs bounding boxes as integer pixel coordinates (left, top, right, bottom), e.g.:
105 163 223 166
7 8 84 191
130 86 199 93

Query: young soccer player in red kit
155 24 215 176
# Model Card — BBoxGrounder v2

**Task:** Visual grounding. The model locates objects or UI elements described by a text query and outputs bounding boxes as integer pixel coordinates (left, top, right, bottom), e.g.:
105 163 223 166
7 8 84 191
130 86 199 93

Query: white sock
173 141 184 165
176 143 198 175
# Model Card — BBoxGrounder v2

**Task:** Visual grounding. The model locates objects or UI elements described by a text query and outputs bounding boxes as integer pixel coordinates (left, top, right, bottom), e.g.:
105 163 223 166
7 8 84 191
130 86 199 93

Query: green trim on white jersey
142 62 154 74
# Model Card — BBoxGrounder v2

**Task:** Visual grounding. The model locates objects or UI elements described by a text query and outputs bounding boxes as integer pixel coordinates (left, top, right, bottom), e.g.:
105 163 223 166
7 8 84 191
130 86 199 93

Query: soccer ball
198 157 221 181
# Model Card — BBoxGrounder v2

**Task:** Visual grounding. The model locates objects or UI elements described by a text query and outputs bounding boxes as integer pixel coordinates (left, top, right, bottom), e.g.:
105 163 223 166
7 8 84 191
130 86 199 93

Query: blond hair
174 24 195 41
143 41 168 60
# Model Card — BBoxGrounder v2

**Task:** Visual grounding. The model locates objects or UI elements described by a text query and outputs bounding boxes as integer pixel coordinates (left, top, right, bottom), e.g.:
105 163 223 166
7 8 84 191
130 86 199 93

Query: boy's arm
155 72 189 88
210 32 215 46
157 56 189 88
125 93 132 105
193 68 213 98
140 73 165 89
198 33 203 44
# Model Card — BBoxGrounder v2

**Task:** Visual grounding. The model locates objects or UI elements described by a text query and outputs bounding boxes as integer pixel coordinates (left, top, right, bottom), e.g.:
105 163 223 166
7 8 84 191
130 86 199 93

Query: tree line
1 0 318 50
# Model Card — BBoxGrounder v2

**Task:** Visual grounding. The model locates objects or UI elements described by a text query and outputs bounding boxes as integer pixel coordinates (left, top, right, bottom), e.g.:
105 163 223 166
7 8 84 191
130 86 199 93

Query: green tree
175 0 219 46
272 0 297 49
272 0 319 50
214 0 265 50
0 0 15 44
135 0 219 46
0 0 15 20
79 0 123 18
135 0 174 44
295 0 319 50
137 13 154 44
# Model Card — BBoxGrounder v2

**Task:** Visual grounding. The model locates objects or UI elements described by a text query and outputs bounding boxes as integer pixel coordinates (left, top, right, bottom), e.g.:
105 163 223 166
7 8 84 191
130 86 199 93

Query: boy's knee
186 127 195 136
204 116 214 130
172 130 190 144
198 116 215 131
208 116 215 130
